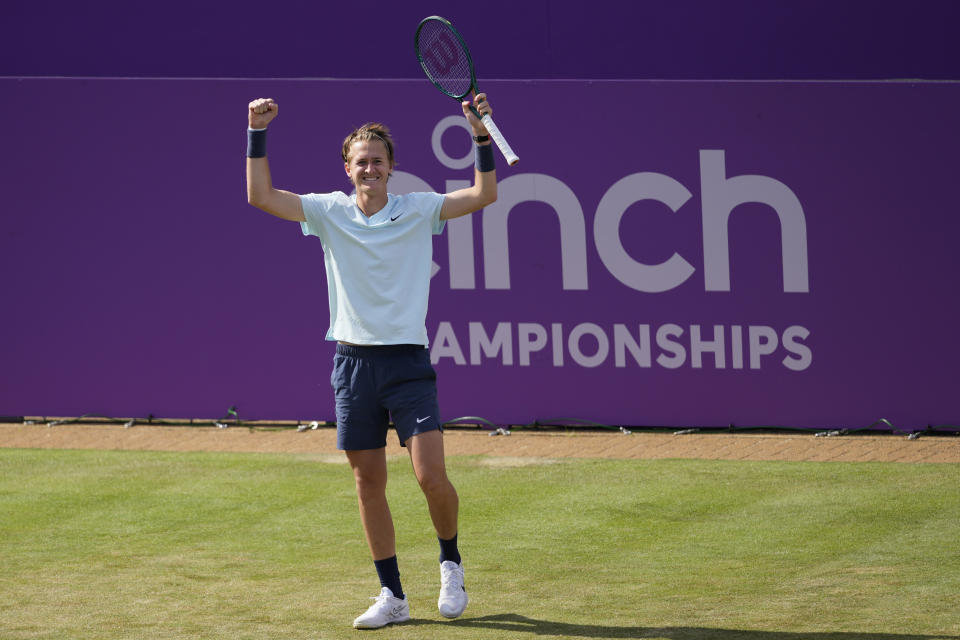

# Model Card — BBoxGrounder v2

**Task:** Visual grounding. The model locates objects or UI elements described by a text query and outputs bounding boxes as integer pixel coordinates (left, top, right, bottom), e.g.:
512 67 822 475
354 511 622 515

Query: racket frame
415 16 519 165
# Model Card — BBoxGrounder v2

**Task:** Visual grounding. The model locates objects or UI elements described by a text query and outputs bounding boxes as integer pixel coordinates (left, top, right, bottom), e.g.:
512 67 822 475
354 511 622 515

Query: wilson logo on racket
426 35 460 76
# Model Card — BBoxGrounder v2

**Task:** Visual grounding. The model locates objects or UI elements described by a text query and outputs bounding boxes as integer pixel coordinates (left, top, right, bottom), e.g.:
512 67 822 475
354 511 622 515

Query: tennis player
245 93 497 629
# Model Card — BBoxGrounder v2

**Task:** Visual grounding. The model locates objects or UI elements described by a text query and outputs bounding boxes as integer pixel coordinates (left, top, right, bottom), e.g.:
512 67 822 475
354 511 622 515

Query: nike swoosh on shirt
390 212 405 221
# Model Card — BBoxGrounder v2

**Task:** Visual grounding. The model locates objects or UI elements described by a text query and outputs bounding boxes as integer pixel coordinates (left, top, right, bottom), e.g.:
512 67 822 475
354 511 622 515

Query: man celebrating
245 92 497 628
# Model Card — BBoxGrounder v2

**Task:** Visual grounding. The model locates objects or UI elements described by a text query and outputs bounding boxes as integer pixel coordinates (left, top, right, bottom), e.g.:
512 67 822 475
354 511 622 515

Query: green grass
0 448 958 639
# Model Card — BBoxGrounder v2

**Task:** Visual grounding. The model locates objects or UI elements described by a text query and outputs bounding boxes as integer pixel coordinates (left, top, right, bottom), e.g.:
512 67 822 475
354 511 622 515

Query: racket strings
417 22 472 98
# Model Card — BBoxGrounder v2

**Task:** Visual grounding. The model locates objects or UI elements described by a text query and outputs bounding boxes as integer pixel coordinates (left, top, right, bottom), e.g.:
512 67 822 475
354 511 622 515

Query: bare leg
345 447 395 560
406 430 459 539
409 431 469 618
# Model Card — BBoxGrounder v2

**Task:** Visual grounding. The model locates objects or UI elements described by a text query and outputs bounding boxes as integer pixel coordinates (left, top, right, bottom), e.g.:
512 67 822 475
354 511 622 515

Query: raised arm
439 93 499 221
245 98 306 222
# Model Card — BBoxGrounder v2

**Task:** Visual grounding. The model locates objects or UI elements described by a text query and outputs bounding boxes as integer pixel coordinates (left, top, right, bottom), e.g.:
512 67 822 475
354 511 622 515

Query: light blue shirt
300 191 446 346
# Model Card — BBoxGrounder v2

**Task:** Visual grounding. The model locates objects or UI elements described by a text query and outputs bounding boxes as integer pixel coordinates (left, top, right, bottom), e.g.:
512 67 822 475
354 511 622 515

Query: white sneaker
438 561 468 618
352 587 410 629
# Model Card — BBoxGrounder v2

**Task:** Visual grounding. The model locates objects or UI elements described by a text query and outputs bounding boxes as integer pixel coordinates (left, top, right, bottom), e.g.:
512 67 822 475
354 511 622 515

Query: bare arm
245 98 305 222
439 93 499 221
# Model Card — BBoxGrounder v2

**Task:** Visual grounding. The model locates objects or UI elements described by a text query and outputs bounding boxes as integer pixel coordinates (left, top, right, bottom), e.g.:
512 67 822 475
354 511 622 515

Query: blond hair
341 122 395 167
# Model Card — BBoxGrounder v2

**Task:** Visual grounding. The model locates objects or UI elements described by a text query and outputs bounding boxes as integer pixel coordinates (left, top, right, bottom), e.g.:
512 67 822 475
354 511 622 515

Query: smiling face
344 139 392 197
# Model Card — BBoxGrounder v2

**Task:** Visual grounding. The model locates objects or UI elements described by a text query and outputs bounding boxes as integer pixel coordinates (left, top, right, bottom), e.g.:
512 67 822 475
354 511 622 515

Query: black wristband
473 134 490 143
247 128 267 158
475 142 495 173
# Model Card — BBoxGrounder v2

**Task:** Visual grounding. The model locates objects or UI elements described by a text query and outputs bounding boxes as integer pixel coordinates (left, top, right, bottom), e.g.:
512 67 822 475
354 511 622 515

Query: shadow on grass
408 613 959 639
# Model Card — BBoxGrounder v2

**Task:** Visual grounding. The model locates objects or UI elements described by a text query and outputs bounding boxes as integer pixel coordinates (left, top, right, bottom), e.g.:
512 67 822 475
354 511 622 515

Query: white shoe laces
369 593 393 607
440 565 464 590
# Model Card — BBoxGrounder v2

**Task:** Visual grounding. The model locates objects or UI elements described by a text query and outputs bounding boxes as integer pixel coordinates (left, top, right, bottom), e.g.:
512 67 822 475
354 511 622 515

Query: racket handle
480 114 519 166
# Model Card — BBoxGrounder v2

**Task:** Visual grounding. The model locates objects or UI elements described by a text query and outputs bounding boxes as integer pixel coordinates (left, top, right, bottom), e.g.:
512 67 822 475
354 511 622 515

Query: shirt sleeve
299 194 321 239
412 192 445 234
431 193 446 235
300 192 345 241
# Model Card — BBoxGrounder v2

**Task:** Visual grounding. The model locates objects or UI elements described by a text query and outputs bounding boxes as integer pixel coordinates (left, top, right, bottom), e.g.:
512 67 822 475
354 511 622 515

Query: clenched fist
248 98 278 129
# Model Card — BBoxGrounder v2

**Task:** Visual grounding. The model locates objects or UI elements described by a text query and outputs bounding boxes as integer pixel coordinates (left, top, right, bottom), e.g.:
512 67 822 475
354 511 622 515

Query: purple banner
2 78 958 429
6 1 960 81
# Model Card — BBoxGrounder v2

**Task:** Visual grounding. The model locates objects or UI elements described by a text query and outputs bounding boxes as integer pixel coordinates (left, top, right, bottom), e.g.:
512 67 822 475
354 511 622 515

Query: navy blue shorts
331 343 442 450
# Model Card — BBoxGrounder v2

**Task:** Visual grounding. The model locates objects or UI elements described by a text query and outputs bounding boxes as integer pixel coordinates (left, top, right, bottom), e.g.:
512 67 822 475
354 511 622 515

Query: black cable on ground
41 414 135 428
23 410 335 432
441 416 500 431
13 411 959 438
520 417 633 434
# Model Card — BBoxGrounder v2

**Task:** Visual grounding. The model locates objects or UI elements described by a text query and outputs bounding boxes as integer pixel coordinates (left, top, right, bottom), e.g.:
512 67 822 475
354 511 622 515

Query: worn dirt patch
2 422 958 463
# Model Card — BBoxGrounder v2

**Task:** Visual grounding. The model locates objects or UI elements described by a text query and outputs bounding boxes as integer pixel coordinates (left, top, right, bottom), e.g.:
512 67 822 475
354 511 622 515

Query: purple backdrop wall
6 0 960 81
3 77 958 428
4 1 958 427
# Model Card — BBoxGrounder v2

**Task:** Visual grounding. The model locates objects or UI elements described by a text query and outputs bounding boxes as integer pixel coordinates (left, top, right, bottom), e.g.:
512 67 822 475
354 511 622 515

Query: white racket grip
481 114 519 166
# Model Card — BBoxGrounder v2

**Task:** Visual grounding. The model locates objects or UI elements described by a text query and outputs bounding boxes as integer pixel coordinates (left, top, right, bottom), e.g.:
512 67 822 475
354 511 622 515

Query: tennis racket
415 15 519 166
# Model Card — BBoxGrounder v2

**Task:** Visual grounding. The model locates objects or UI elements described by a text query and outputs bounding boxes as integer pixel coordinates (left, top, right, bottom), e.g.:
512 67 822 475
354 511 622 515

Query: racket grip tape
480 114 519 166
